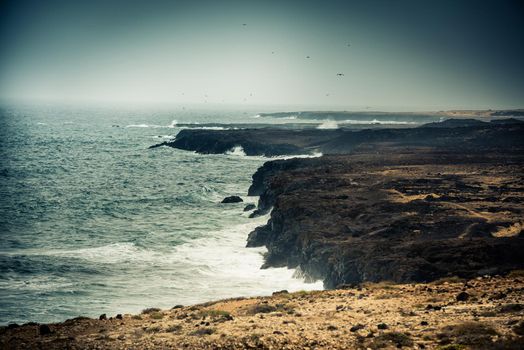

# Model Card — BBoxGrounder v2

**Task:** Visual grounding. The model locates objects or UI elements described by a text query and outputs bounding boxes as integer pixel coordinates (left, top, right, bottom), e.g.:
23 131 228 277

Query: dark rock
420 321 429 326
243 204 256 212
221 196 243 204
490 118 524 125
115 314 123 320
148 141 169 149
272 290 289 296
167 129 315 156
99 314 107 320
350 324 365 332
514 321 524 336
23 322 38 326
377 323 388 330
421 118 487 128
172 305 184 309
7 324 19 329
426 305 442 311
39 324 52 336
499 303 523 313
456 291 470 302
490 292 507 300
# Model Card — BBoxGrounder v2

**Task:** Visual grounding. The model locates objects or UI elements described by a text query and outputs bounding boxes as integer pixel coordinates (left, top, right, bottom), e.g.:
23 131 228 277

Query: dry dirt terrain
1 275 523 349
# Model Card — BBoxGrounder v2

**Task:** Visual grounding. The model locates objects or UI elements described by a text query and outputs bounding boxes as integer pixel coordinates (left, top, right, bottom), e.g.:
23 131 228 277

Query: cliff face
153 123 524 156
246 150 524 288
164 129 342 156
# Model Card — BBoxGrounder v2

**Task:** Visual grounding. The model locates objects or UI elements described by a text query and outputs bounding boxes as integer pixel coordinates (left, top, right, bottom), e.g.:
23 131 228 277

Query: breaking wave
225 146 247 156
317 120 339 129
125 119 179 128
339 119 418 125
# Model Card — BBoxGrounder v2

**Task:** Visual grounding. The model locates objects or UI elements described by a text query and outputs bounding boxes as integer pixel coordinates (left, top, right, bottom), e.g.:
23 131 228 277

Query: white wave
339 119 418 125
125 123 153 128
317 120 339 129
225 145 247 156
2 215 323 316
36 122 47 125
49 242 157 264
216 148 322 160
272 152 323 160
169 215 324 300
184 126 233 130
125 120 180 128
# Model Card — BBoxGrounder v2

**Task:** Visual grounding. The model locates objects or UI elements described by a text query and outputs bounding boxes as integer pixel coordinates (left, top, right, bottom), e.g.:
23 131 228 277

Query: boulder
39 324 52 336
221 196 243 204
243 204 256 211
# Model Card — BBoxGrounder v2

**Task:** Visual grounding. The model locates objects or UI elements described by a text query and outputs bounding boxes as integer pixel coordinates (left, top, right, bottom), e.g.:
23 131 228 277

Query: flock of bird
181 23 349 104
247 23 347 77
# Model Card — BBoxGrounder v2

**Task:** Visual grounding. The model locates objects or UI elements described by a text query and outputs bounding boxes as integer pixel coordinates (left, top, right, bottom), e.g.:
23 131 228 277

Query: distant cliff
151 121 524 156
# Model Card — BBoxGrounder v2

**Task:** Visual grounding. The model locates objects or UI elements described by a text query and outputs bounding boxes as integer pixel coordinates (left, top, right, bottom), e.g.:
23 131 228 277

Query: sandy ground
1 274 523 349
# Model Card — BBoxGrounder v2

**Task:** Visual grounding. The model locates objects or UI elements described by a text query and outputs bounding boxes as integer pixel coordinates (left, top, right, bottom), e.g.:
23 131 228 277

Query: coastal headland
3 116 523 349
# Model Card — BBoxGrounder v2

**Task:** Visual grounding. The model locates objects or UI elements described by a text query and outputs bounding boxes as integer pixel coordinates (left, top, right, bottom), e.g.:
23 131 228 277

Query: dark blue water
0 104 323 325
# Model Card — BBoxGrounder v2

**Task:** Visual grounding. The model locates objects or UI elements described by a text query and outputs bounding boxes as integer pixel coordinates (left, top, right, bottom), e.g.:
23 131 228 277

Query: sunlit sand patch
492 222 523 238
386 189 441 203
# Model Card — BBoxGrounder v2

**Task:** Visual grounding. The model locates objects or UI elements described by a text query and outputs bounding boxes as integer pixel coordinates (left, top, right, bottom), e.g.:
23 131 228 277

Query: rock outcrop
221 196 243 204
246 148 524 288
151 122 524 156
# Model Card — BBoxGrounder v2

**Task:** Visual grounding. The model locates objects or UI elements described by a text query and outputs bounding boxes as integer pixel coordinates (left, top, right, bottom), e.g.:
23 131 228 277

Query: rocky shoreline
2 119 523 349
151 119 524 156
151 119 524 288
245 148 524 288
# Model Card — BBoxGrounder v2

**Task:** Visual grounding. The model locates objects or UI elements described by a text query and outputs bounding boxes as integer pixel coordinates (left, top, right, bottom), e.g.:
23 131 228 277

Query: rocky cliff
246 149 524 288
152 122 524 156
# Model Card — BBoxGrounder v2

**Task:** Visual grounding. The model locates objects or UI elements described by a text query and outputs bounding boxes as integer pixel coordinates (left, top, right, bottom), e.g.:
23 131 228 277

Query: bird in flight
336 73 345 76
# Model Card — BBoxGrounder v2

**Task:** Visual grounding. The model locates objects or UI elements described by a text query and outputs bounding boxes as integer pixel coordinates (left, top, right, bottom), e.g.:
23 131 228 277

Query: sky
0 0 523 110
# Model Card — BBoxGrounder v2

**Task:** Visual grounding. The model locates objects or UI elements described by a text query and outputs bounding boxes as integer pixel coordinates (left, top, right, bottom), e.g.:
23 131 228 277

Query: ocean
0 103 326 325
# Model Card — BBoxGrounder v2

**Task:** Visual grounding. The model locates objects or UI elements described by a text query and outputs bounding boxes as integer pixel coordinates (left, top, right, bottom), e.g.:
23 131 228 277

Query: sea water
0 103 324 325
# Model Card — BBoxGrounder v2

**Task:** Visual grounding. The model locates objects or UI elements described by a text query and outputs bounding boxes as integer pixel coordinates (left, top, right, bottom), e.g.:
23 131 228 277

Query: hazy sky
1 0 523 110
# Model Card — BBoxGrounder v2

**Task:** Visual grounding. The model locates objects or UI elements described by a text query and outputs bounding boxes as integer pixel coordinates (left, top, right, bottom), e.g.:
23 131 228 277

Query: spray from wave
317 120 339 129
223 146 322 160
225 146 247 156
126 119 179 128
339 119 418 125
